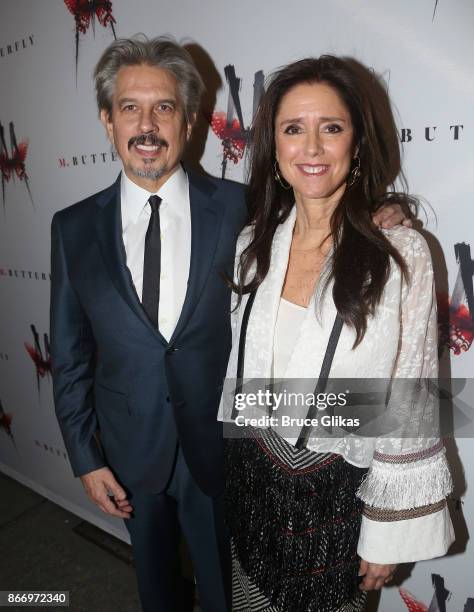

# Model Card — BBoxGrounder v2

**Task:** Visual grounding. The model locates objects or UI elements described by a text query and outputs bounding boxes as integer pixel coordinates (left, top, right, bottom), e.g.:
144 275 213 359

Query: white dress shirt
120 166 191 341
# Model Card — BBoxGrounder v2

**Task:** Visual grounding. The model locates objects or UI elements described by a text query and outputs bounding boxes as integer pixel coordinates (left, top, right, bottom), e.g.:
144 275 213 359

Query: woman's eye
284 125 301 135
324 124 342 133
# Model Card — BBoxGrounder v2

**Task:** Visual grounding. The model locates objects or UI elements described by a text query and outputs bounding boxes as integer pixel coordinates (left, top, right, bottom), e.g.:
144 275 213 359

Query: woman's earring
347 156 361 187
273 161 292 190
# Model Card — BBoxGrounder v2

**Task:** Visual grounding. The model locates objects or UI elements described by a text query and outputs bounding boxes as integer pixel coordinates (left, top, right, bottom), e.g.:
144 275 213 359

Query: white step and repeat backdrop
1 0 473 609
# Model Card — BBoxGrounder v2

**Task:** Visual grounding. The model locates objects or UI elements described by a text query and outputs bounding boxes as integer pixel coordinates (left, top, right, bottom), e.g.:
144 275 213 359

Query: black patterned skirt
225 428 368 612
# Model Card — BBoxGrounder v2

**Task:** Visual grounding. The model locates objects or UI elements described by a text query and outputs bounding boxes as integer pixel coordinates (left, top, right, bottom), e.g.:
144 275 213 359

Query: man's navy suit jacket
50 170 247 497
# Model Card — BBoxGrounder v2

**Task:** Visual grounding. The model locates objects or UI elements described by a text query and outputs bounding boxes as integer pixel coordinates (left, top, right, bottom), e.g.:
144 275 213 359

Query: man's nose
139 108 157 134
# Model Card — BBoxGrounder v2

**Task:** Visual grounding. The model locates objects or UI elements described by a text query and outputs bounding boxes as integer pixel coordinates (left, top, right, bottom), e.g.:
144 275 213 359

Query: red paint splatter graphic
400 574 453 612
437 242 474 355
211 65 264 178
0 121 34 213
210 112 247 164
399 588 428 612
0 139 28 180
64 0 116 34
438 293 474 355
24 324 51 394
0 398 16 448
64 0 117 78
24 343 51 378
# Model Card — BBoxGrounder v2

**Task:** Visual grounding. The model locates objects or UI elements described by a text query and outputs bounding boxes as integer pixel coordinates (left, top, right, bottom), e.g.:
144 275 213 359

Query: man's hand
372 203 413 229
80 467 133 519
358 559 397 591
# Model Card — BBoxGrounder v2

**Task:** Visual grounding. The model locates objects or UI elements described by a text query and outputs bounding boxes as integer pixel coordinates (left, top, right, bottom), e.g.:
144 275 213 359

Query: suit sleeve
50 213 105 477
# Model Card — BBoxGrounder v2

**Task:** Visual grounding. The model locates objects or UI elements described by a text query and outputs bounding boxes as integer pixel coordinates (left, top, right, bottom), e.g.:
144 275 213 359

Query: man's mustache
128 134 169 149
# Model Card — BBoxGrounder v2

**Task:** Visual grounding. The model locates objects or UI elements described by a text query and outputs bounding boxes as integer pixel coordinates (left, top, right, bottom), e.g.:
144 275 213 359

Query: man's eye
122 105 136 112
284 125 301 135
157 104 173 112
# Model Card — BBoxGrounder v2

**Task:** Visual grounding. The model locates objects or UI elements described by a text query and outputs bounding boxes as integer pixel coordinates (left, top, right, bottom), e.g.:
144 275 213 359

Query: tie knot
148 195 162 213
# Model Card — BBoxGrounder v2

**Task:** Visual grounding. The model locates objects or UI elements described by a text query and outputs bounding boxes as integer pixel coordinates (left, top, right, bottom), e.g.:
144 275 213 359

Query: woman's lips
297 164 329 177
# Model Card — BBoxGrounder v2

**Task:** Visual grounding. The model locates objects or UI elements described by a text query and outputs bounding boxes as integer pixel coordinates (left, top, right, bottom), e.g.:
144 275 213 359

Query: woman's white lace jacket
218 206 454 563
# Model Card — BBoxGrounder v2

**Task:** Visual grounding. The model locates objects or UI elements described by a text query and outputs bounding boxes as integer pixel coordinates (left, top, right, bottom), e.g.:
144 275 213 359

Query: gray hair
93 34 204 122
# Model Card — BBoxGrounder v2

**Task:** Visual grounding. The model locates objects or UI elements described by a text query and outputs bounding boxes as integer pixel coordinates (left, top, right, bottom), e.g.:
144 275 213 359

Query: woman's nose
305 131 323 156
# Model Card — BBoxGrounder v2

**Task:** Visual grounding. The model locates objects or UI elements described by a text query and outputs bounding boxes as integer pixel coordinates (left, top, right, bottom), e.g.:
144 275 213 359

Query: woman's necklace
283 240 331 307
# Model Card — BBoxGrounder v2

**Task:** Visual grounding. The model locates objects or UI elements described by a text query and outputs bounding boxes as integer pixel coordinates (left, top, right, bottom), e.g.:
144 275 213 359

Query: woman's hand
358 559 397 590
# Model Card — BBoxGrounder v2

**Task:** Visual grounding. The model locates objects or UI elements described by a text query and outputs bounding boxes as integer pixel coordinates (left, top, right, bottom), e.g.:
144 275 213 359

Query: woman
220 56 454 612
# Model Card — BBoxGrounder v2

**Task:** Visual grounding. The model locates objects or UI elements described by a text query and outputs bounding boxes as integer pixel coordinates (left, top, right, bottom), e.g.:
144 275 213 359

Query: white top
219 206 454 564
120 166 191 341
273 298 307 379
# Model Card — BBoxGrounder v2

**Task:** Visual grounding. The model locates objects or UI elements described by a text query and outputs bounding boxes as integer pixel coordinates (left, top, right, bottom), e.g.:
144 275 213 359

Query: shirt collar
120 165 189 228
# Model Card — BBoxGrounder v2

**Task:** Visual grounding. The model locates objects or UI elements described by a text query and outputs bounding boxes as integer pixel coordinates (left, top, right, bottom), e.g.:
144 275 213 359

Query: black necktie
142 195 162 328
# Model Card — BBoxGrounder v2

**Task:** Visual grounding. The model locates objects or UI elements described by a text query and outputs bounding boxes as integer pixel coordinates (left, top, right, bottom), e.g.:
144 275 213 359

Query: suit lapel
170 172 223 343
93 175 168 345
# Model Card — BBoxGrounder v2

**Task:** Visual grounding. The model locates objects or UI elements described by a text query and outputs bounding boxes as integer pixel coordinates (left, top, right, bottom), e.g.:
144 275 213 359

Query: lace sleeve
356 229 454 563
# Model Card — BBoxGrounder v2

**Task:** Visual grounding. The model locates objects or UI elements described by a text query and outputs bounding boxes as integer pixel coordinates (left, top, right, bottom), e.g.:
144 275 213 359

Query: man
50 36 409 612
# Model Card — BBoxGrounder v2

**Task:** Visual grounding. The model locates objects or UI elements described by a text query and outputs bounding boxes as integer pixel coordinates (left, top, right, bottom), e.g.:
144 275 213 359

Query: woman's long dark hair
234 56 416 346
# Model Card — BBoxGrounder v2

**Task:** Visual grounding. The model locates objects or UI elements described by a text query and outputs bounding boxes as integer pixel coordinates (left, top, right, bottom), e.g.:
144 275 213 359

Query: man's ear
100 109 114 144
186 112 196 141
